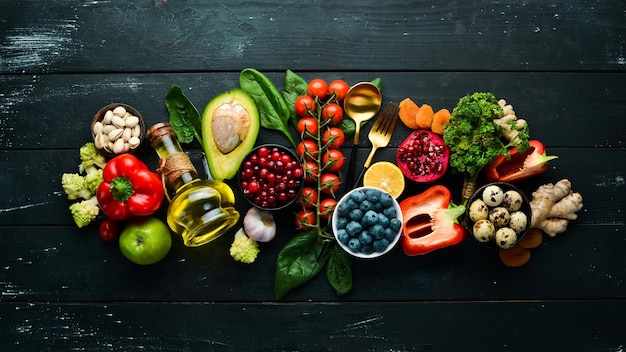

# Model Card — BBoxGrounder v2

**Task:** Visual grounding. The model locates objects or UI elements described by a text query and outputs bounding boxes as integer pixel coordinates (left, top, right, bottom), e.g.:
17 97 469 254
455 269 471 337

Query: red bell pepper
485 140 558 183
96 154 164 220
399 185 466 256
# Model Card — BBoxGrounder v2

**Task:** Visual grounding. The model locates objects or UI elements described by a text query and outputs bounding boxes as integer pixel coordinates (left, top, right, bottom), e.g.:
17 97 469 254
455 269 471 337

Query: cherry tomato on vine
99 219 121 242
321 103 344 125
297 140 318 161
297 117 319 138
327 80 350 101
322 149 346 173
295 209 317 230
303 160 319 183
298 187 318 209
320 173 341 195
322 127 345 149
319 198 338 221
307 78 328 100
295 95 316 117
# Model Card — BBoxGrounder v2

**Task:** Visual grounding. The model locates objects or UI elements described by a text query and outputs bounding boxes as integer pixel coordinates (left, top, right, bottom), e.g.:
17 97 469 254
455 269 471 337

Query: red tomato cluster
294 78 350 230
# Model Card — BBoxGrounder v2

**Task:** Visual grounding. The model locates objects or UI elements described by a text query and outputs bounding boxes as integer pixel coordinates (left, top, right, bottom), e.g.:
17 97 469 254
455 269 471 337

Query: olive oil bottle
146 122 239 247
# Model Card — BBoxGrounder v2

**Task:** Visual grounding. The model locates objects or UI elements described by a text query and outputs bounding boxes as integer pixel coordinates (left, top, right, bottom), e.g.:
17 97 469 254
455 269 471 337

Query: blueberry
379 192 394 207
383 206 397 219
350 190 366 203
370 224 385 239
377 213 390 227
389 218 402 232
365 188 380 202
359 200 375 212
360 244 375 254
384 227 397 242
345 221 363 236
347 238 361 252
362 210 379 227
346 199 359 210
358 230 373 245
336 229 350 244
335 216 349 230
374 201 384 212
373 238 390 253
337 201 352 216
349 208 363 221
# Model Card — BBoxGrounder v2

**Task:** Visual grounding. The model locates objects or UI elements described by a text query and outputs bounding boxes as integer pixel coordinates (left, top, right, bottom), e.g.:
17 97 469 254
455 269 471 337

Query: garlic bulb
243 207 276 242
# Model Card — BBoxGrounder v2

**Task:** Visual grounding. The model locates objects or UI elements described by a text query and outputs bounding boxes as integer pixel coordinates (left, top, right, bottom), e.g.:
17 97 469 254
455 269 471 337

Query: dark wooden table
1 1 625 351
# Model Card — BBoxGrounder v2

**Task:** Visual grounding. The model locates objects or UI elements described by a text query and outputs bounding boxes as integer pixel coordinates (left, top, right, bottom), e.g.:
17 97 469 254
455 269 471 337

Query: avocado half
202 89 259 181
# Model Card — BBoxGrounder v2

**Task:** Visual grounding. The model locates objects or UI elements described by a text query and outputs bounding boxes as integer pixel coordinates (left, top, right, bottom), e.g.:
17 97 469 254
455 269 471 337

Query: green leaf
284 69 308 96
164 85 203 145
370 77 382 91
274 230 328 300
239 68 297 149
282 91 300 127
325 243 352 296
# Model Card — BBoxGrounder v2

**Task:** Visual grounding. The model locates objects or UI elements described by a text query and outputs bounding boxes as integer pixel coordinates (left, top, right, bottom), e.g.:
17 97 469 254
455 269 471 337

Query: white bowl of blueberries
332 187 403 259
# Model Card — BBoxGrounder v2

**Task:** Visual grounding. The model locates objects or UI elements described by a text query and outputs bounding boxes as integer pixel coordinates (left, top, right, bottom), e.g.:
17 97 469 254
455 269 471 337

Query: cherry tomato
295 209 317 230
321 103 344 125
327 80 350 101
319 198 337 221
307 78 328 100
295 95 316 117
322 149 346 173
297 117 319 138
322 127 345 149
303 160 319 183
320 173 341 195
298 187 318 209
297 140 318 161
99 219 121 242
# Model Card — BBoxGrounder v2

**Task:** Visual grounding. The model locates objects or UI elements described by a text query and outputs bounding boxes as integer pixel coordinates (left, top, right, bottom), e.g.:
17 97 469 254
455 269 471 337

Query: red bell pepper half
96 154 164 220
399 185 466 256
485 140 558 183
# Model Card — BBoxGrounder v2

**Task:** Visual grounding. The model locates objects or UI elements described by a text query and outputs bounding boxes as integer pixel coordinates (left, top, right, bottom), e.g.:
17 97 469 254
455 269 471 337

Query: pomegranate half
396 129 450 183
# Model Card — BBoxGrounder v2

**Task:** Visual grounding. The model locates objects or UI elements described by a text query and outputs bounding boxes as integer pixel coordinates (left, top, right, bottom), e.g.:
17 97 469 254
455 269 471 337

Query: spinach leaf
283 70 309 127
325 243 352 296
274 230 328 300
164 84 203 145
371 77 382 91
239 68 297 149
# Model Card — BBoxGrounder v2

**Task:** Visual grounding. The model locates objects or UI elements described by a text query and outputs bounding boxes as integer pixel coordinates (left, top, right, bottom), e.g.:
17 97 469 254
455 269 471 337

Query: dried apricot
499 245 531 267
415 103 434 129
398 98 420 129
431 108 451 135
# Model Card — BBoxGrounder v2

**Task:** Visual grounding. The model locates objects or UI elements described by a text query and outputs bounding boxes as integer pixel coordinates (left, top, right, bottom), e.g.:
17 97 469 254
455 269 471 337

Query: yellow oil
167 179 239 247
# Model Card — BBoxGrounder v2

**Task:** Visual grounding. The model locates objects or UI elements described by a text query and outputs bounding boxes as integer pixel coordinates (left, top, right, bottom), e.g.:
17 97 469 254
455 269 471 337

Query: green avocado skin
201 89 260 181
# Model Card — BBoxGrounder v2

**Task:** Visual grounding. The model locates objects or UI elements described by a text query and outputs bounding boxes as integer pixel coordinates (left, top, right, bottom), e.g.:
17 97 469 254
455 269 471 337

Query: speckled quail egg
495 227 517 249
489 206 510 228
482 185 504 207
509 211 528 234
502 190 523 211
469 199 489 222
473 219 496 242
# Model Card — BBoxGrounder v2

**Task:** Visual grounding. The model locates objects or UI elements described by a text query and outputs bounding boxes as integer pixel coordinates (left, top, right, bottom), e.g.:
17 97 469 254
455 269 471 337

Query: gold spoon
343 82 382 190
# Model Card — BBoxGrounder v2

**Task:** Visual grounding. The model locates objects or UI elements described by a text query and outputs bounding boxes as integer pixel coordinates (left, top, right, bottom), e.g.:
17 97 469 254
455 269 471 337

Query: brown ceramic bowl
465 182 532 250
91 103 145 158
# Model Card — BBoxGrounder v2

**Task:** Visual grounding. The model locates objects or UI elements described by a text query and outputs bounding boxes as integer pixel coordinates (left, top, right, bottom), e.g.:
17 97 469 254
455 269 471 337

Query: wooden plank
1 72 625 150
1 301 624 351
1 1 625 74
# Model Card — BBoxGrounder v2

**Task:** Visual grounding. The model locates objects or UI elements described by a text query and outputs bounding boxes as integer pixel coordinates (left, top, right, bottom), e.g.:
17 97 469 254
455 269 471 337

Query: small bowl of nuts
91 103 145 157
465 182 532 250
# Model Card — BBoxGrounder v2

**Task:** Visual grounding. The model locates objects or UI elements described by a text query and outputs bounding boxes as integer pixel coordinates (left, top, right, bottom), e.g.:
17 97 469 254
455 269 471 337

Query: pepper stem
110 177 135 202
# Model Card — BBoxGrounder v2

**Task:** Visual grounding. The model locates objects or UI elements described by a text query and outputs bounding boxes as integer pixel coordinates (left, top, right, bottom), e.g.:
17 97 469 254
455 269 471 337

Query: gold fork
351 102 400 188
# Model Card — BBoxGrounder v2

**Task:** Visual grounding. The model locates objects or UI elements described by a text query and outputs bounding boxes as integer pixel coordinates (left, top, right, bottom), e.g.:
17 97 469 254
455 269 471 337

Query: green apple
119 217 172 265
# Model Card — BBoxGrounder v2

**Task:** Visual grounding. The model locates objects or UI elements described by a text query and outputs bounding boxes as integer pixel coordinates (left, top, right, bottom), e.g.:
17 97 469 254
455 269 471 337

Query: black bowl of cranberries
237 144 305 211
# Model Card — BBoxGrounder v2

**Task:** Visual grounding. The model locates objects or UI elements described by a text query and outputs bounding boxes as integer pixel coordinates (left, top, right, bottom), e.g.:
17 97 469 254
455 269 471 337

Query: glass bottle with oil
146 122 239 247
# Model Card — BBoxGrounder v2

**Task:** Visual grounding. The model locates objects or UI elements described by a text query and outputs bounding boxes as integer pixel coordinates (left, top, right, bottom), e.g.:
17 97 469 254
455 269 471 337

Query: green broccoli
230 228 259 264
79 142 107 174
69 197 100 228
443 92 530 204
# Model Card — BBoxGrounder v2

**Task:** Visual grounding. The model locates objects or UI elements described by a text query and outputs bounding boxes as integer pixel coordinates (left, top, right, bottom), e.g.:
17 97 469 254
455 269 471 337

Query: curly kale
443 92 530 203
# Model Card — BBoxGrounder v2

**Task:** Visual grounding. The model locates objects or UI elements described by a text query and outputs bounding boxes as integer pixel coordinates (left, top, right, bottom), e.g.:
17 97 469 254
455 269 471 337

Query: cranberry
240 146 303 209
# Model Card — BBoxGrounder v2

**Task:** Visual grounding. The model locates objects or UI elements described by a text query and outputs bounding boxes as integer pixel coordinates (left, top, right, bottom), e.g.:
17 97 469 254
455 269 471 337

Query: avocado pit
211 103 251 154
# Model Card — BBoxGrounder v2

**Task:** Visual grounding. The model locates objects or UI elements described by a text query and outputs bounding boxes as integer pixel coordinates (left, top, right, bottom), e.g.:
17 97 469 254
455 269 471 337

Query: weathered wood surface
1 0 625 351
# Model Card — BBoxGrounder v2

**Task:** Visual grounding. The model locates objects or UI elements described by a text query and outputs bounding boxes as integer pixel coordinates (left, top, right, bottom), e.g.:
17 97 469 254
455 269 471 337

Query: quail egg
489 206 511 228
473 219 496 242
495 227 517 249
502 190 523 211
509 211 528 234
482 185 504 207
469 199 489 222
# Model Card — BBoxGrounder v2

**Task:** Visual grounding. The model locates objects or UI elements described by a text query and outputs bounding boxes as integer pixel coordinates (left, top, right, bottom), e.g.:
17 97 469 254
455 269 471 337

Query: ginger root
529 179 584 237
495 99 529 146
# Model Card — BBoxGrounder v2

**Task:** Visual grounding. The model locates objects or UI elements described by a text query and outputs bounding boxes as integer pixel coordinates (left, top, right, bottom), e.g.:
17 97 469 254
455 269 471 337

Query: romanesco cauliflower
230 228 259 264
69 197 100 228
